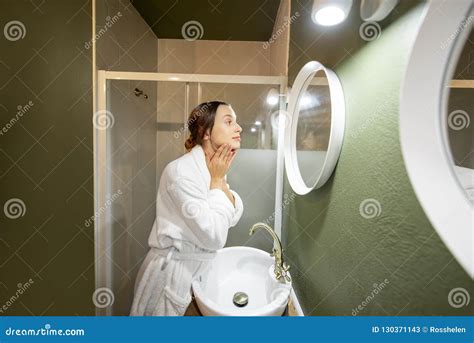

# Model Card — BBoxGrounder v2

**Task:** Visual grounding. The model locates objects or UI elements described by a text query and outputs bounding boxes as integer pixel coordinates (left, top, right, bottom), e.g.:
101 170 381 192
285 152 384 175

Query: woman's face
208 105 242 151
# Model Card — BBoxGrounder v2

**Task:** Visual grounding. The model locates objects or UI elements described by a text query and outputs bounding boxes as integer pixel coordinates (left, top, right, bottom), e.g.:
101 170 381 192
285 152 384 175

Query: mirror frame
285 61 345 195
400 0 473 278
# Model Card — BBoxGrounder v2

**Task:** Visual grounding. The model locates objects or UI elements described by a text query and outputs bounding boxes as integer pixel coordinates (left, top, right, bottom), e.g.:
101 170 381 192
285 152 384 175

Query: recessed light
312 0 353 26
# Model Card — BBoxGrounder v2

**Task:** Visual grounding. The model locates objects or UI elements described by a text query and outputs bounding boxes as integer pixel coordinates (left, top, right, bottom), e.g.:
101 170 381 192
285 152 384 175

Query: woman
130 101 244 316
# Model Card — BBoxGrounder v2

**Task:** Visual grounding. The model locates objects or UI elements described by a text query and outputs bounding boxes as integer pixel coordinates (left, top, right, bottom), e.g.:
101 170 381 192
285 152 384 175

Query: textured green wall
284 2 473 315
0 0 94 315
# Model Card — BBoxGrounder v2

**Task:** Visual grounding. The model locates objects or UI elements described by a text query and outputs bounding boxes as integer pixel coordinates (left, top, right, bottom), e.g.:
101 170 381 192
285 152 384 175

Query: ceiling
131 0 281 41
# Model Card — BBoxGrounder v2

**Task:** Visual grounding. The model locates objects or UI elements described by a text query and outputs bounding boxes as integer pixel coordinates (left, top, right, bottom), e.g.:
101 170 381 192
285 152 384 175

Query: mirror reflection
295 70 331 187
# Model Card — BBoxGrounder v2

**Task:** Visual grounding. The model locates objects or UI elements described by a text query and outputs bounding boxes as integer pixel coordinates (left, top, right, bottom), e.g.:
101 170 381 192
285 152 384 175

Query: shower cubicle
94 71 287 315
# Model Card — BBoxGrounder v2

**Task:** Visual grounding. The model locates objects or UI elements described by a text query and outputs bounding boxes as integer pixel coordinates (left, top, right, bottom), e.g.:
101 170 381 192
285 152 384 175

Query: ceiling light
312 0 353 26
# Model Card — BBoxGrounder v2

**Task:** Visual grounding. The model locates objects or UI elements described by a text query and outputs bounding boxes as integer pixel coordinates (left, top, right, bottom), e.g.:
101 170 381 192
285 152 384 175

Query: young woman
130 101 244 316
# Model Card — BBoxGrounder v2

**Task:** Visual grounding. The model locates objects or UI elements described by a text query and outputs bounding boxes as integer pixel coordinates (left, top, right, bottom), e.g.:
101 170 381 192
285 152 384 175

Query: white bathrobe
130 144 244 316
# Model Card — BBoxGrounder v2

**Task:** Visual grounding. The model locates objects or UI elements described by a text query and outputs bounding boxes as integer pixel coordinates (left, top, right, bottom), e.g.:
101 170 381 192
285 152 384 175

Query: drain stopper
233 292 249 307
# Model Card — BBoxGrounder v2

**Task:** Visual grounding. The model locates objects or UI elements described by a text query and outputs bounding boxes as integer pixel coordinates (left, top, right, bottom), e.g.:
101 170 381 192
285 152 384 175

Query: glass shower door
100 79 195 315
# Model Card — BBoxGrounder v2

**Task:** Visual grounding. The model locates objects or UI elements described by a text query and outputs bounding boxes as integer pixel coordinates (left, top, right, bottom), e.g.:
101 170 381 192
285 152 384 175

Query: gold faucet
249 222 291 283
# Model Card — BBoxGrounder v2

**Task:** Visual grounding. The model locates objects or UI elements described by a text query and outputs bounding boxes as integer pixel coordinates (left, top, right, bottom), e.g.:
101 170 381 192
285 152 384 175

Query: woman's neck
201 140 217 156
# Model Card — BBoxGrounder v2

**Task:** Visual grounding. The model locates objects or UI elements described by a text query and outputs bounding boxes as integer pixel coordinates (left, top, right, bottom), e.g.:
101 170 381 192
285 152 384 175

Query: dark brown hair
184 101 229 152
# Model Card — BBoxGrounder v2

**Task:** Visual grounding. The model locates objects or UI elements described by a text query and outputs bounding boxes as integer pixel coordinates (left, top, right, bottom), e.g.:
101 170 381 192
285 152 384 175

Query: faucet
249 222 291 283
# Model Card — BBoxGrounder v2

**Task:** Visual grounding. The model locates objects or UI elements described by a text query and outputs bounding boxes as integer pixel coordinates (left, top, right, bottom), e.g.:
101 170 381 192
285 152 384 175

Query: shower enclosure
94 71 287 315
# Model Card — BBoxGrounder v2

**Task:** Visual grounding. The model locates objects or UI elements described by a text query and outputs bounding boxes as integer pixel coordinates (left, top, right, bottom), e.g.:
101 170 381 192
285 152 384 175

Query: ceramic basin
191 246 292 316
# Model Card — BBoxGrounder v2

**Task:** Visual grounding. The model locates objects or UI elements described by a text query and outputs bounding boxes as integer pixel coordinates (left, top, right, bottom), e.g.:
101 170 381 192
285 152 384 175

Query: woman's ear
203 129 210 140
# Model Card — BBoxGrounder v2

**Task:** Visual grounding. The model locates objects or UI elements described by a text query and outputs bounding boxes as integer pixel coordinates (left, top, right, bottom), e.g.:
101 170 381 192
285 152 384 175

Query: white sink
191 246 292 316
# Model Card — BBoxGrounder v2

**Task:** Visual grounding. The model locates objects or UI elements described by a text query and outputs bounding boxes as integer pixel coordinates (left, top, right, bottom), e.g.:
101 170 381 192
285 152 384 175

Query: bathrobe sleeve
228 189 243 227
167 176 244 250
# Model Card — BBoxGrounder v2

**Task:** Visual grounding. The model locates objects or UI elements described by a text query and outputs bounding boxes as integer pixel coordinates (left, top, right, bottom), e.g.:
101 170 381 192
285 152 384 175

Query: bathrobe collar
191 144 211 186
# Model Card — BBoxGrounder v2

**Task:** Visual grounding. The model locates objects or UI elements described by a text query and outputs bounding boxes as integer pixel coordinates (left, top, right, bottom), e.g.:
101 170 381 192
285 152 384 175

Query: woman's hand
205 144 236 182
205 144 237 207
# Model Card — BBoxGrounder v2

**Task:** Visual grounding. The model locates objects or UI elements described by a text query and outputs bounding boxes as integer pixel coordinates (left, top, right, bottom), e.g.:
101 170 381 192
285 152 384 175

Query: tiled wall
0 0 94 315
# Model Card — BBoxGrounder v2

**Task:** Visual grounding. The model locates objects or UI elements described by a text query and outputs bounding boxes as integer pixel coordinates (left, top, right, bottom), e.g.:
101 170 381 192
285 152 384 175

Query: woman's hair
184 101 229 152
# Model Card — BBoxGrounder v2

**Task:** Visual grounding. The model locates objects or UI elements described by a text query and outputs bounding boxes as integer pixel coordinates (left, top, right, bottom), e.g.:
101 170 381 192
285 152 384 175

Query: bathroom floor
184 295 298 316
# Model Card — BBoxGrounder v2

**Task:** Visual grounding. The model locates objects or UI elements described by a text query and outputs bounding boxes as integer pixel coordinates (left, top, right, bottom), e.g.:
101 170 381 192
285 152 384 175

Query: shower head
134 87 148 99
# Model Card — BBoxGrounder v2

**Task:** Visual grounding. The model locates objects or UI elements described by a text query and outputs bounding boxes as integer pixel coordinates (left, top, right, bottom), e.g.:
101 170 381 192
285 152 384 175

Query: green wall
284 1 473 315
0 0 94 315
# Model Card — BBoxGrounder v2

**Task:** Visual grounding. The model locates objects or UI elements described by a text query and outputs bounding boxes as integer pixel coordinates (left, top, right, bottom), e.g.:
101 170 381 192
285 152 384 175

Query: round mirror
400 0 473 278
446 28 473 204
285 61 345 195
